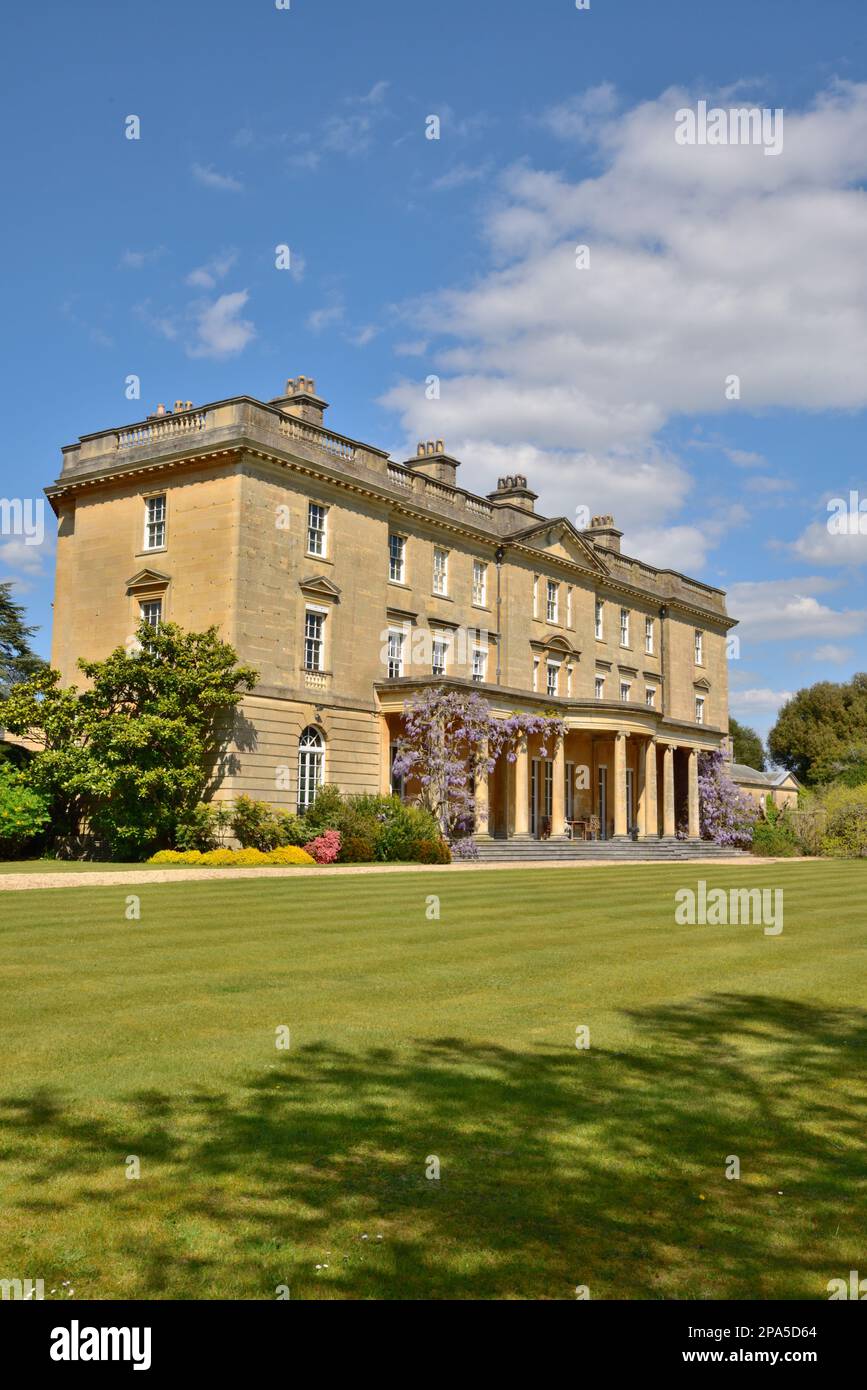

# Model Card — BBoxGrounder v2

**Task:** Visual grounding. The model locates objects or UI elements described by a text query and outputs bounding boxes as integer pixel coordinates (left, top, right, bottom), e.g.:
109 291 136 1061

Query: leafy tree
392 687 566 840
0 761 50 855
0 581 47 699
768 674 867 785
698 750 759 848
1 622 256 859
728 717 765 771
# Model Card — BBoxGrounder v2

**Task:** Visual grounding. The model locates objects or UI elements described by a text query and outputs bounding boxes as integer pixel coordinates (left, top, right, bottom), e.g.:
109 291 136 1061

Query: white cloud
0 537 51 580
381 81 867 564
307 300 345 333
187 291 255 359
431 162 491 192
727 577 867 640
812 643 854 663
534 84 619 141
349 324 380 347
730 687 794 714
185 250 238 289
792 517 867 565
192 163 243 193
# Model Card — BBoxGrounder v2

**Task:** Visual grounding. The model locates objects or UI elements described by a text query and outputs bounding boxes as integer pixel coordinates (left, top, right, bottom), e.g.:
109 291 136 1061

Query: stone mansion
46 376 736 842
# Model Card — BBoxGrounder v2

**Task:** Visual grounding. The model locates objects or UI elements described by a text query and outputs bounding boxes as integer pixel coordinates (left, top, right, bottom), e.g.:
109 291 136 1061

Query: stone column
379 714 392 795
513 740 530 838
474 739 491 838
687 747 700 840
551 735 566 838
663 743 676 837
643 738 658 838
613 731 628 837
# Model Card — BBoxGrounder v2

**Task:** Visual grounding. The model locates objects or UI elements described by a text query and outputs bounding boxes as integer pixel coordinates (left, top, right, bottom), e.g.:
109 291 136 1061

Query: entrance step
473 838 753 863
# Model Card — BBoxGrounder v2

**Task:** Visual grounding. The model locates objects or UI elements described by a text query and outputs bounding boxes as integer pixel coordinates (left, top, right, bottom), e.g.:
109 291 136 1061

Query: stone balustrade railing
118 411 208 449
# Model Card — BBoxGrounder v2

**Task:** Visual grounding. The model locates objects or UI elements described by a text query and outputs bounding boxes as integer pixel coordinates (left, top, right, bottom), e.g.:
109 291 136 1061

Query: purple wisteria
392 687 566 841
698 750 759 847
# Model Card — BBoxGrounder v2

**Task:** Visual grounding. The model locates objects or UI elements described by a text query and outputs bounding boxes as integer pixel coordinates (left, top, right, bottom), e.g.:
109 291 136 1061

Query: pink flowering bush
302 827 341 864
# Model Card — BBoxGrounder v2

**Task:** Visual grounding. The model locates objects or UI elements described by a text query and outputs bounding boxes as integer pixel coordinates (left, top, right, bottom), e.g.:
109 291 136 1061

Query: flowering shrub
392 687 565 843
147 845 315 866
268 844 318 866
449 836 479 861
698 751 759 847
303 828 341 864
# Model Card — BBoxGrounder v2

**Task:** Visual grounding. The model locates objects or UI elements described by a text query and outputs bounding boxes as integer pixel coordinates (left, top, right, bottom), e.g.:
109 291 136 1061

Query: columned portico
687 747 700 840
643 737 658 838
475 738 491 839
512 740 530 838
375 679 727 848
551 735 567 839
613 730 628 838
662 743 676 838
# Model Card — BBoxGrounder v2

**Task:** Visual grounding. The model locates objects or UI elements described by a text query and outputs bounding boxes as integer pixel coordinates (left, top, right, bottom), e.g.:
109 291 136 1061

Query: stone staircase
473 836 752 863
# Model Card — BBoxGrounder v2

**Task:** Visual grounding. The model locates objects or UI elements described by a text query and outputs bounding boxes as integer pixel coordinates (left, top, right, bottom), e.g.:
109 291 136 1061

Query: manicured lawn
0 860 167 874
0 862 864 1300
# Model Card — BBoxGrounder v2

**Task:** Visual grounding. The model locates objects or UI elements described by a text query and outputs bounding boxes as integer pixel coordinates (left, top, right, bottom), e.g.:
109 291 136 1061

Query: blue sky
1 0 865 743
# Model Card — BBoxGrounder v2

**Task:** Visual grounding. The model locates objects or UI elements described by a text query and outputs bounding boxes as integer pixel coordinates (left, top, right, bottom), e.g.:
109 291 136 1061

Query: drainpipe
495 545 505 684
658 604 667 716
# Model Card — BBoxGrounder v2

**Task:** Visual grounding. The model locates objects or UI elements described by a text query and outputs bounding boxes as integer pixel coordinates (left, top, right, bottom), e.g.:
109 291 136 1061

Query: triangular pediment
126 568 171 593
513 517 611 575
299 574 342 600
693 676 711 691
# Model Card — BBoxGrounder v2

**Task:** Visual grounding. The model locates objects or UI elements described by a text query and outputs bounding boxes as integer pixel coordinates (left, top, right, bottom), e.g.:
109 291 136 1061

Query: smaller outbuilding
730 762 802 813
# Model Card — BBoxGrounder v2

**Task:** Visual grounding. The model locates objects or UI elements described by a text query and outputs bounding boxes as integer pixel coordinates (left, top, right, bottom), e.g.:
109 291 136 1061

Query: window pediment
299 574 341 602
693 676 711 691
531 633 580 658
126 568 170 595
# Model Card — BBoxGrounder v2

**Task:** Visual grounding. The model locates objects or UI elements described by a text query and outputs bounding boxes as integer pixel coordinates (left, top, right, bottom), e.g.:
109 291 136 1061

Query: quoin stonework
46 376 737 842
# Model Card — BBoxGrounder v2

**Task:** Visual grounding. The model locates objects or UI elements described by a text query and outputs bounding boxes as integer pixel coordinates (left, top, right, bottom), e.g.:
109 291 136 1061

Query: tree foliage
0 622 256 859
728 717 765 771
0 761 50 854
0 581 47 699
768 674 867 786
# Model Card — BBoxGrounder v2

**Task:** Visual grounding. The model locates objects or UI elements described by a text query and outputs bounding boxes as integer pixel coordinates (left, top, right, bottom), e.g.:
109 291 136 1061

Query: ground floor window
140 598 162 629
298 725 324 812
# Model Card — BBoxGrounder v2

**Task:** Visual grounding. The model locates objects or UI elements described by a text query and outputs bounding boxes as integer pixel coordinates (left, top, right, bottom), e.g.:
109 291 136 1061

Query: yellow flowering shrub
147 845 316 867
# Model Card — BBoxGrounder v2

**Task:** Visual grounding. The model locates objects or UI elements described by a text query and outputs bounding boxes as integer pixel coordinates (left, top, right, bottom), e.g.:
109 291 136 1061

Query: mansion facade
47 376 737 841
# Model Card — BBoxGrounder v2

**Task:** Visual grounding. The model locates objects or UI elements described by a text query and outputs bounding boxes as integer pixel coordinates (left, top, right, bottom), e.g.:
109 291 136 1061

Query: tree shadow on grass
1 994 865 1299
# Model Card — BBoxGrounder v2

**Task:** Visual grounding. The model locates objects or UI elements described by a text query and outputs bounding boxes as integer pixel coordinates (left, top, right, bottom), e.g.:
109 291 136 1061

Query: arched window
298 726 324 813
